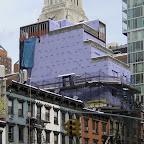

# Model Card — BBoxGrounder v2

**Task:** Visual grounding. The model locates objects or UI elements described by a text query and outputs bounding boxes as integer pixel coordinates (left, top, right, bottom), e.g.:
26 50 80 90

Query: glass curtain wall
123 0 144 101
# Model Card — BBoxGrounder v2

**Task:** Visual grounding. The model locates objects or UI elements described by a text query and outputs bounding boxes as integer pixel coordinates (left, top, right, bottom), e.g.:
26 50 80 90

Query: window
8 126 14 141
69 114 73 119
84 138 89 144
54 111 58 124
45 108 50 122
54 134 58 144
19 126 24 142
102 123 106 133
69 137 73 144
116 122 119 133
18 102 23 117
8 99 13 115
37 106 41 120
37 130 41 144
28 129 34 143
110 121 113 135
76 115 80 121
96 121 99 134
62 134 65 144
62 75 74 87
93 139 98 144
28 104 33 117
92 120 95 132
0 130 2 144
84 118 89 132
46 131 50 143
62 112 65 126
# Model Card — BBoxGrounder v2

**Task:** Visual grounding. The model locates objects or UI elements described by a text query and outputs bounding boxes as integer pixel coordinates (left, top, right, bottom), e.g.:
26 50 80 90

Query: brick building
81 111 109 144
0 45 11 74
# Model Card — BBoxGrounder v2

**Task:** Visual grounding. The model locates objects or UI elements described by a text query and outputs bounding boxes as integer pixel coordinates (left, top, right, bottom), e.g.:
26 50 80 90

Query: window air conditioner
9 115 13 119
92 130 96 134
102 132 106 135
84 127 89 132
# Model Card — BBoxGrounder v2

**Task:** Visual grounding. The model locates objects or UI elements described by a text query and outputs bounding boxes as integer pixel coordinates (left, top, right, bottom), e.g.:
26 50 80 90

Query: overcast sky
0 0 127 69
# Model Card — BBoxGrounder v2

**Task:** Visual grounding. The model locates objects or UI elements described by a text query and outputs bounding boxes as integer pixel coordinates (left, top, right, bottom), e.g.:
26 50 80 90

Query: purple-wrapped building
19 19 138 109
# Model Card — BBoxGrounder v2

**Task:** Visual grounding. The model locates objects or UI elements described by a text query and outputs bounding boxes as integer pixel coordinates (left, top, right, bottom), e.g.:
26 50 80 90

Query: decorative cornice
44 104 51 109
91 56 130 70
9 81 84 109
53 107 60 111
84 40 113 55
83 25 98 39
0 121 6 127
36 102 43 107
53 131 60 135
49 23 98 39
17 98 25 103
45 129 52 133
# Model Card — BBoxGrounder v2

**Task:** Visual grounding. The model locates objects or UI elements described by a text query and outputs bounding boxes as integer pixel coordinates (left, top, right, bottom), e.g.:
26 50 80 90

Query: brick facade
0 49 11 74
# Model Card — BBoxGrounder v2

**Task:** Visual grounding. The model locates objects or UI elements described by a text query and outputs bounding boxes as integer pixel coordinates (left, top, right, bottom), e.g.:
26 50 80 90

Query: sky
0 0 127 70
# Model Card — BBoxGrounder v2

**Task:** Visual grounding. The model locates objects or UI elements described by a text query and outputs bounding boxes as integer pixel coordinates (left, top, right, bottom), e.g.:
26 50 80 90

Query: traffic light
64 120 70 136
64 119 81 136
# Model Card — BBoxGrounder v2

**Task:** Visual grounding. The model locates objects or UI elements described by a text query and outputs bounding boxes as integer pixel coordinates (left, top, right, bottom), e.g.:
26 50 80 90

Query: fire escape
26 111 48 144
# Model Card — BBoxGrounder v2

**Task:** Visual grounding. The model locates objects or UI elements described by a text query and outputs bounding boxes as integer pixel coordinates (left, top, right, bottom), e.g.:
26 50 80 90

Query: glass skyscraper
122 0 144 104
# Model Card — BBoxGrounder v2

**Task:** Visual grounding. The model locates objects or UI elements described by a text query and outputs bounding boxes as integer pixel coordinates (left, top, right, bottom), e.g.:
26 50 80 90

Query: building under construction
18 18 142 143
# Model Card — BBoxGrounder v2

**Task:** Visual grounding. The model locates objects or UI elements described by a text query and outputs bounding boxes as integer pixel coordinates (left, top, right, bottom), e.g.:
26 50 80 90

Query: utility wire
73 111 144 121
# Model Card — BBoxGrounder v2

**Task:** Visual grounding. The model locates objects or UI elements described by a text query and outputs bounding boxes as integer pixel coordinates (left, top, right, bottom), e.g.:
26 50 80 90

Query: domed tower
38 0 88 23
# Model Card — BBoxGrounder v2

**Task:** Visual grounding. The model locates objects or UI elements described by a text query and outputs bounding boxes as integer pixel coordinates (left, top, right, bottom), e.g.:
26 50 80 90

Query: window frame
37 105 42 120
54 110 59 125
19 126 24 142
8 99 13 115
46 131 51 143
8 125 14 142
45 108 50 122
54 134 58 144
28 103 33 117
18 101 23 117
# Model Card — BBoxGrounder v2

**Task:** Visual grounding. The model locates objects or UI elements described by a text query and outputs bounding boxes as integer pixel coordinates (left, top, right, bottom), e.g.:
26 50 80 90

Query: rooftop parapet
20 19 106 43
91 55 130 70
84 40 113 56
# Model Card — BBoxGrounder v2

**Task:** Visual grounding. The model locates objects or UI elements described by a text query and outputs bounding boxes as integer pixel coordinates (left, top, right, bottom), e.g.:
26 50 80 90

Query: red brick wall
0 49 11 74
14 64 19 73
81 116 109 144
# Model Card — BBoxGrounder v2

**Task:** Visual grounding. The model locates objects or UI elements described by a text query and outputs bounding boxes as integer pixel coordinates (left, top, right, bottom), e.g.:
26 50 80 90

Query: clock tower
38 0 88 24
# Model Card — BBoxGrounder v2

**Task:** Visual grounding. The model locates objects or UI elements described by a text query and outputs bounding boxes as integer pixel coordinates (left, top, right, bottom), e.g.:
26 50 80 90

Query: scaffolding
31 71 139 110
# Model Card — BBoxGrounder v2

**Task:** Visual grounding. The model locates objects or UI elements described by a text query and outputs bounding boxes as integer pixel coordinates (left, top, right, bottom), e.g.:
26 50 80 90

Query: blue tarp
21 38 36 68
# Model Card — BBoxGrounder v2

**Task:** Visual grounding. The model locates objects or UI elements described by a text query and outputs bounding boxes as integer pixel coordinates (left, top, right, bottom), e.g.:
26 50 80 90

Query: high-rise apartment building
38 0 88 23
122 0 144 104
0 45 11 74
